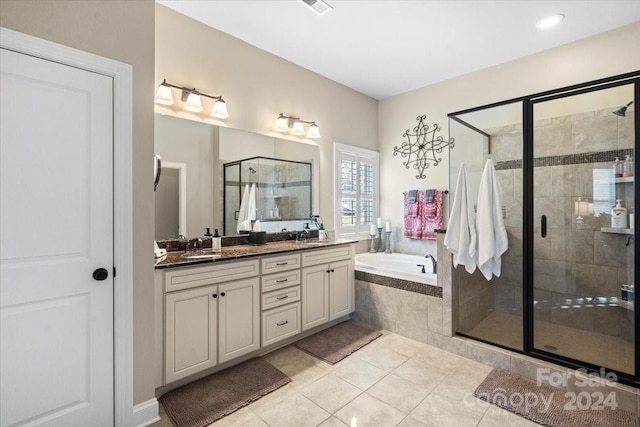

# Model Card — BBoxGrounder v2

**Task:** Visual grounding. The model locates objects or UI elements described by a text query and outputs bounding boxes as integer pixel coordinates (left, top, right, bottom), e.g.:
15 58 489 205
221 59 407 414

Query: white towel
248 184 257 221
476 159 508 280
444 163 477 273
237 184 251 232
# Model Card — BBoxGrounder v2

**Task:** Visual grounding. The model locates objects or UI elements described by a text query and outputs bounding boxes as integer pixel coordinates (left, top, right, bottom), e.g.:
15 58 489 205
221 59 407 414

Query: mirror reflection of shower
613 100 634 117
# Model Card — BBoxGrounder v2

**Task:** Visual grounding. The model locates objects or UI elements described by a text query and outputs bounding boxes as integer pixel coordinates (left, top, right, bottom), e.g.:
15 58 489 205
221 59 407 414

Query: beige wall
379 22 640 257
155 4 379 232
0 0 156 405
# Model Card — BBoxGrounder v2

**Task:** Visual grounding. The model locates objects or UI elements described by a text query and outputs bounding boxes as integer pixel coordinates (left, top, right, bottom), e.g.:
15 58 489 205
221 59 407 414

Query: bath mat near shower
474 368 639 427
295 320 382 364
159 358 290 427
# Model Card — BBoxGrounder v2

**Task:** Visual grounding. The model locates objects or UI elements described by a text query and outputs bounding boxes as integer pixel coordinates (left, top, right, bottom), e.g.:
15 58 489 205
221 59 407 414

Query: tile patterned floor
152 329 542 427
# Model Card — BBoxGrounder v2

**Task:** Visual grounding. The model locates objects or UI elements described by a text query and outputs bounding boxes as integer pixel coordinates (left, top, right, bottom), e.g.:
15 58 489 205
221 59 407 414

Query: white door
329 260 354 320
0 48 114 426
301 265 330 331
218 278 259 363
165 285 218 383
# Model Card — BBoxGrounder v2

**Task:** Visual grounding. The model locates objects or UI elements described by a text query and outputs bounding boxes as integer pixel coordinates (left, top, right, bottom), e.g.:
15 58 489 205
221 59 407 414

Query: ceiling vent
300 0 333 16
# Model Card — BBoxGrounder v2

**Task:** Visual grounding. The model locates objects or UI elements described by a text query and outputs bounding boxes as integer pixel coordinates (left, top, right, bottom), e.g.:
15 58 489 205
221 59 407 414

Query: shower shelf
600 227 634 235
614 177 634 184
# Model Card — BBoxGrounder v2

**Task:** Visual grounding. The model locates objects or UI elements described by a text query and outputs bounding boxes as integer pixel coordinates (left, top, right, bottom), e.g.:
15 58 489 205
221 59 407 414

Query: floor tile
209 407 255 426
392 356 449 387
299 374 362 413
354 345 409 372
334 393 406 427
256 391 330 427
478 406 540 427
367 374 431 414
375 333 428 357
397 416 427 427
317 416 348 427
409 386 489 427
331 358 388 390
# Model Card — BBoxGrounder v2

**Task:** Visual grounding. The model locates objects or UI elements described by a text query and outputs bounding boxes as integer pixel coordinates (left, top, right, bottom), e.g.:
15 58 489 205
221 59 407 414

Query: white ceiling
157 1 640 100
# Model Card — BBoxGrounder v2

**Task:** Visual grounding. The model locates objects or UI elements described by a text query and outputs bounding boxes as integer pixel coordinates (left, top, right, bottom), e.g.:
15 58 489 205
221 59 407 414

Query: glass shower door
531 83 636 375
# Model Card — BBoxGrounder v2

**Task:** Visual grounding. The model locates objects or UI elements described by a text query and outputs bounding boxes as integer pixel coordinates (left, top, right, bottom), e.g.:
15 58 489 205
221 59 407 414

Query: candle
377 218 382 228
370 224 377 236
385 221 391 232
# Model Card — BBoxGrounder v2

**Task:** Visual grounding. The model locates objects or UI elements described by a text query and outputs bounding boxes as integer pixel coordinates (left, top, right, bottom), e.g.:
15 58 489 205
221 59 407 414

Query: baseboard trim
131 398 160 427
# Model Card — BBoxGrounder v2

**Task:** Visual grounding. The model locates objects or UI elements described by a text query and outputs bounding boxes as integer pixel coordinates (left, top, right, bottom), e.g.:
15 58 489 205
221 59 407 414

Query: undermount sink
182 252 221 260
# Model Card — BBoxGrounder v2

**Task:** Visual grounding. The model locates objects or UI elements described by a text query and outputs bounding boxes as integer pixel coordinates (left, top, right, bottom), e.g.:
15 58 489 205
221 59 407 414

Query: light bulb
291 120 305 136
211 99 229 118
274 115 289 132
306 123 321 139
154 83 174 106
184 92 203 112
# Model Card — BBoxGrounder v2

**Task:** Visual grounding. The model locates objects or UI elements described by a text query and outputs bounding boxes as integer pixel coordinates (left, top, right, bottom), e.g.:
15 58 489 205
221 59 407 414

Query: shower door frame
524 73 640 387
448 70 640 388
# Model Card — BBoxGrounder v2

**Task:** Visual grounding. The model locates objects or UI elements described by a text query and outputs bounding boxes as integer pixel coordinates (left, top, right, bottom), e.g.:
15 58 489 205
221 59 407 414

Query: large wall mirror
154 114 320 239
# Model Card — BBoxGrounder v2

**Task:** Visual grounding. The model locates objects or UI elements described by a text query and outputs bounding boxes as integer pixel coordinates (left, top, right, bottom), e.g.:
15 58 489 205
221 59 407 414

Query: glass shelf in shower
600 227 634 235
614 176 635 184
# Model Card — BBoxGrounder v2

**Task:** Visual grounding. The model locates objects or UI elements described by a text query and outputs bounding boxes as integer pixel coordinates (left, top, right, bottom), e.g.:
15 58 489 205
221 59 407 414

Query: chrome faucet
189 238 203 251
424 254 437 274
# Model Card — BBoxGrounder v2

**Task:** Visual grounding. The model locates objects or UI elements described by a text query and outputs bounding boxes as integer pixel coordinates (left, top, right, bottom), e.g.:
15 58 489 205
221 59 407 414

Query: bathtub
355 253 437 286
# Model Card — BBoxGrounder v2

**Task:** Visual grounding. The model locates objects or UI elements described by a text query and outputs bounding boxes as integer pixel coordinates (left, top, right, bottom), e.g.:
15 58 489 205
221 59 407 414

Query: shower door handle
541 215 547 238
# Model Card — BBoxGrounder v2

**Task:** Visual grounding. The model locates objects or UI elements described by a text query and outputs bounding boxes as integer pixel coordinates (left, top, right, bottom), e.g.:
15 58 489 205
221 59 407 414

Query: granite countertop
155 238 355 269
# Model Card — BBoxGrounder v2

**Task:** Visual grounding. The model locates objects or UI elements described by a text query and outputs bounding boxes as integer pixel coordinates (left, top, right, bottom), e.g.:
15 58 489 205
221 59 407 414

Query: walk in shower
448 72 638 384
223 156 312 235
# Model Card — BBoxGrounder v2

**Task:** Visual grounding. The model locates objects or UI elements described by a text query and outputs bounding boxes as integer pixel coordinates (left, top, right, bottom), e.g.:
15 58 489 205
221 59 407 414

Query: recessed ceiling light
536 14 565 29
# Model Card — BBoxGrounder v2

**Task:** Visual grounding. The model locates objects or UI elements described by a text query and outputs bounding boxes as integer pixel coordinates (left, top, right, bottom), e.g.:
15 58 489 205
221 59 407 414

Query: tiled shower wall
456 107 635 343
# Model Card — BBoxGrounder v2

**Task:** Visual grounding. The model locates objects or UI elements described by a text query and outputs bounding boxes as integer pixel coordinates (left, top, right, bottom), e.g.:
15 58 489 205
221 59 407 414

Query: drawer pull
275 262 289 266
276 320 289 326
276 278 289 283
276 295 289 300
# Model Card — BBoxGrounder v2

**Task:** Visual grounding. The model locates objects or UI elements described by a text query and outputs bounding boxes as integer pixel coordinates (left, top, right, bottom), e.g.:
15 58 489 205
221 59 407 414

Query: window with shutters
334 143 379 239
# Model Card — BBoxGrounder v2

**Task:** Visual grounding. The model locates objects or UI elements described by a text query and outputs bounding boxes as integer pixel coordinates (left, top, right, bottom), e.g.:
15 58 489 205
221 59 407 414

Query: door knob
93 268 109 281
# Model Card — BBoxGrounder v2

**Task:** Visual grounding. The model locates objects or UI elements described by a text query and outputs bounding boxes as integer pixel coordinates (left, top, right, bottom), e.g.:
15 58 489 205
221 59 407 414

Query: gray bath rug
294 320 382 364
474 368 639 427
159 358 290 427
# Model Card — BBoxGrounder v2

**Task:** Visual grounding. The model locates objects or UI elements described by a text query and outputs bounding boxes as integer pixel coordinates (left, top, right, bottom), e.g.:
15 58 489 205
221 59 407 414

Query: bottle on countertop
273 204 279 218
203 227 212 237
318 224 328 241
611 200 628 229
614 157 623 178
623 155 634 177
212 229 222 251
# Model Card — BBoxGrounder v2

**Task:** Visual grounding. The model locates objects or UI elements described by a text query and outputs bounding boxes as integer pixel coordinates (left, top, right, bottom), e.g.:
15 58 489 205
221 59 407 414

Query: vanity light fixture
273 113 321 139
535 14 565 29
154 79 229 119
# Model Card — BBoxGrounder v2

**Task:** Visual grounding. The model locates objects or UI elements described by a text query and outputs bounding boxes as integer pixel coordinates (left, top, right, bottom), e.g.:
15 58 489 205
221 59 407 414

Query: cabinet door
302 264 330 330
329 259 354 320
165 285 218 383
219 277 260 363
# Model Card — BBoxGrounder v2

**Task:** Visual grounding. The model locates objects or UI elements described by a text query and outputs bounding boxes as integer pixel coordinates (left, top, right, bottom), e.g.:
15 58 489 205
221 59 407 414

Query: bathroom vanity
154 240 355 386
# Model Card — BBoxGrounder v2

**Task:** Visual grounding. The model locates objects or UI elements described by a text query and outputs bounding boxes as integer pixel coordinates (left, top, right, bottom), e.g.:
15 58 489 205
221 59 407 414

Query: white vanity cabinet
260 253 302 347
301 246 354 331
163 259 260 383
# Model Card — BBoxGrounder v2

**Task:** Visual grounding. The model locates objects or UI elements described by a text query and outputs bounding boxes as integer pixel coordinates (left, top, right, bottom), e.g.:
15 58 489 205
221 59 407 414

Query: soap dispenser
212 229 222 251
318 224 328 241
203 227 212 237
611 200 628 229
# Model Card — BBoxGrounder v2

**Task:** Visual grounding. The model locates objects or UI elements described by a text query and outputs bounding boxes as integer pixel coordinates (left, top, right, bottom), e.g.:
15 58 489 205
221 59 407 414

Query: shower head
613 100 634 117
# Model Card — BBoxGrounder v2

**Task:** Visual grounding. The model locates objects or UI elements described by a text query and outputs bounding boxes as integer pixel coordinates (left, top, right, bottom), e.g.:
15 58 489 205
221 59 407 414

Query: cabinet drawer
301 245 354 267
261 253 301 274
262 302 301 347
261 269 301 293
164 259 259 292
262 286 301 311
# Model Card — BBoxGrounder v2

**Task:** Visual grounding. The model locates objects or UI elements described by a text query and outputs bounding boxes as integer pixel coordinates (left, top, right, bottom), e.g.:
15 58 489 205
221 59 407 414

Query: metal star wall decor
393 115 454 179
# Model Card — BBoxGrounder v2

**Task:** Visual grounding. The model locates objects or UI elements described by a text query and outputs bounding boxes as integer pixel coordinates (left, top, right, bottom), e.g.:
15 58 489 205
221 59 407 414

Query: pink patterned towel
404 191 422 239
421 190 443 241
